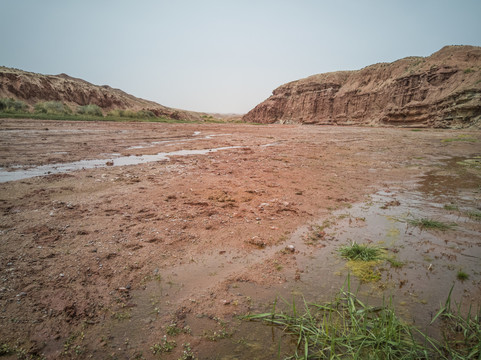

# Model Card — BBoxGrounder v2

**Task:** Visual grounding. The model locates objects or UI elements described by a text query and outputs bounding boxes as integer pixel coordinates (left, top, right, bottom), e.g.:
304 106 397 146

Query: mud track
0 119 480 359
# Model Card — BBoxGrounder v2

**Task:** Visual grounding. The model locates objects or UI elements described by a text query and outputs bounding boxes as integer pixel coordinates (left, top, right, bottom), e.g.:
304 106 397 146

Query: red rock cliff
243 46 481 128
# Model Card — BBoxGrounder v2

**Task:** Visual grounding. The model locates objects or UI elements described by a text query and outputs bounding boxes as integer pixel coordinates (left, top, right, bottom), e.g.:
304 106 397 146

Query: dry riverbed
0 119 480 359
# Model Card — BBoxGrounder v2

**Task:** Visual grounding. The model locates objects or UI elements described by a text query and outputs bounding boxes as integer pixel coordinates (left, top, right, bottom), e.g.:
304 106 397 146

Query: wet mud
0 118 479 359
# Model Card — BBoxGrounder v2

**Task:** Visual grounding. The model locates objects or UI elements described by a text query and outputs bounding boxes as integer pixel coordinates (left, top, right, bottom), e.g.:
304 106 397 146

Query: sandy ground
0 119 480 359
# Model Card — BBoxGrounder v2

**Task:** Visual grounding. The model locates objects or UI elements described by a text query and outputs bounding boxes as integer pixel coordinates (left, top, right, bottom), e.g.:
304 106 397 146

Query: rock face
243 46 481 128
0 67 202 121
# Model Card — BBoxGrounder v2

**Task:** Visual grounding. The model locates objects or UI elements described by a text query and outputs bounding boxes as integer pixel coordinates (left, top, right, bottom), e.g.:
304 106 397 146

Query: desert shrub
0 98 29 113
136 110 156 118
34 101 72 115
77 104 103 116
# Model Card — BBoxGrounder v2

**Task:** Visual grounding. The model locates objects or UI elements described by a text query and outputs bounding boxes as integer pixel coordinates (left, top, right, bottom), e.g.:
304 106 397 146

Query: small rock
247 236 266 248
286 245 295 253
221 299 230 305
16 292 27 298
59 273 65 277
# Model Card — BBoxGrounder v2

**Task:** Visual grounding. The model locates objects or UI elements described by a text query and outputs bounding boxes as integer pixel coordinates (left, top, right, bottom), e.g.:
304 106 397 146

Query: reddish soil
0 119 480 359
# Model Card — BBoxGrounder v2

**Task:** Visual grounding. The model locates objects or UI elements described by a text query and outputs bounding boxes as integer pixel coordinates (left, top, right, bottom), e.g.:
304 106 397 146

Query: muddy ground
0 118 480 359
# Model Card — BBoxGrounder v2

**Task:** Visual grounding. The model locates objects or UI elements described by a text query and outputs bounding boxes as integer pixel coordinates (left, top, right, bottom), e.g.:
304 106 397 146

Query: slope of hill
243 45 481 128
0 67 202 121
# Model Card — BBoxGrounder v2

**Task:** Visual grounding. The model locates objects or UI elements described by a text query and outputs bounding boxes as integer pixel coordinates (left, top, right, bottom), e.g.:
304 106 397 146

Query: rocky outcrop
243 46 481 128
0 67 202 121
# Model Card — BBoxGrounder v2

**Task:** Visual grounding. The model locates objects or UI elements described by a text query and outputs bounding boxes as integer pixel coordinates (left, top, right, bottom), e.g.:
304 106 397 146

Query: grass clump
441 135 477 143
432 286 481 358
457 270 469 281
77 104 103 116
151 336 176 354
386 256 404 268
339 242 385 282
443 203 459 211
467 210 481 221
338 242 383 261
408 218 456 231
244 278 441 359
34 101 72 115
106 109 156 119
166 323 191 336
0 97 29 113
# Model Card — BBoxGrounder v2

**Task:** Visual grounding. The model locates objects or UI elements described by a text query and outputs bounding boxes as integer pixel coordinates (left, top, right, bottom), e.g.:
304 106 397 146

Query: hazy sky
2 1 481 113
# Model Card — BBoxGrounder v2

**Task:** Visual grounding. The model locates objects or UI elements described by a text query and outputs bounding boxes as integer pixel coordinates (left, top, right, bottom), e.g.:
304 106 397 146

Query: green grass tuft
457 270 469 281
245 281 480 359
338 242 383 261
244 280 444 359
442 135 477 143
443 203 459 211
408 218 456 231
467 210 481 221
386 256 404 268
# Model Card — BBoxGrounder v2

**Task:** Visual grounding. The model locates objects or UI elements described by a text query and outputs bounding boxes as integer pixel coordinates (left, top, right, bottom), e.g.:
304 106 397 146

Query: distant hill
243 45 481 128
0 66 203 121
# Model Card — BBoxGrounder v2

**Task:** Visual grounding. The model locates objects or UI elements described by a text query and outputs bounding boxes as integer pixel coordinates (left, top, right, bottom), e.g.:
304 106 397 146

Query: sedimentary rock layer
243 46 481 128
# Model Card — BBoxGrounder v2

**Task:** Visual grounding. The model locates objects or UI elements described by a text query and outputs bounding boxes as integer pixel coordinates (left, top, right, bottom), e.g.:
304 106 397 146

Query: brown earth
243 45 481 128
0 118 480 359
0 67 203 121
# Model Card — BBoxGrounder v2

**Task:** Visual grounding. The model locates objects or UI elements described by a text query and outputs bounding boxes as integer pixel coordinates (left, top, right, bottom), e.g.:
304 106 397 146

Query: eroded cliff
243 46 481 128
0 67 202 121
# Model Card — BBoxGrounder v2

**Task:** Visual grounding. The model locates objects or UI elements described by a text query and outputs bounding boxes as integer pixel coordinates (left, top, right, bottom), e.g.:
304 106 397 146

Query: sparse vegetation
246 281 480 359
442 135 477 143
408 218 456 230
467 210 481 221
0 343 14 356
0 99 194 123
34 101 72 115
432 286 481 358
179 343 196 360
338 243 385 282
443 203 459 211
77 104 103 116
0 97 28 113
166 323 191 336
106 109 156 119
244 279 444 359
151 336 177 355
386 256 404 268
338 242 383 261
457 270 469 281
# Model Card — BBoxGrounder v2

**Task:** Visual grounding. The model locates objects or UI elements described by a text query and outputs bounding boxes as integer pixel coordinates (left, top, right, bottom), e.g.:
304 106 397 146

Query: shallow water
0 146 241 183
194 157 481 357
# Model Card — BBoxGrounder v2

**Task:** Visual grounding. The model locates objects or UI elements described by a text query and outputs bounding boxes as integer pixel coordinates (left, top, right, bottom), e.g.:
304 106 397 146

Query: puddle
0 146 241 183
195 156 480 357
126 133 232 150
78 156 481 358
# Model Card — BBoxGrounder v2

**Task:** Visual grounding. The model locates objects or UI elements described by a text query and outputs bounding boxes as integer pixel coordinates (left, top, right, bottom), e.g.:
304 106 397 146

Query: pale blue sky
1 1 480 113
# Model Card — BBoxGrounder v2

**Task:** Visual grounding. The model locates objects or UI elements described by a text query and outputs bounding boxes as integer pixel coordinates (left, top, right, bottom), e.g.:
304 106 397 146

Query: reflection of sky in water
0 146 239 183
